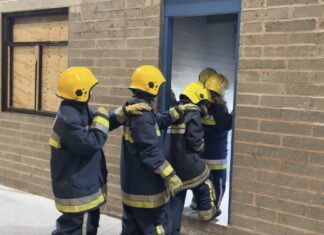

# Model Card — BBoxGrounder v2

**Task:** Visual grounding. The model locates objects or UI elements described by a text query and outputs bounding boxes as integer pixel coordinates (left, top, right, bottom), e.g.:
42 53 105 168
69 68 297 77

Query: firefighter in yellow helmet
198 67 217 84
191 70 233 218
50 67 151 235
120 65 197 235
164 82 217 234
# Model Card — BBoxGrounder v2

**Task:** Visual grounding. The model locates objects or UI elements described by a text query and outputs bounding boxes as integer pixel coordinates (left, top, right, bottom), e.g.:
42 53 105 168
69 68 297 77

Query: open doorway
162 11 240 226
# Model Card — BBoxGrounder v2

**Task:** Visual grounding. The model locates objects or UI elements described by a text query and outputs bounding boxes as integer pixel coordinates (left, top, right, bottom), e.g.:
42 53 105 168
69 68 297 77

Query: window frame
1 8 69 117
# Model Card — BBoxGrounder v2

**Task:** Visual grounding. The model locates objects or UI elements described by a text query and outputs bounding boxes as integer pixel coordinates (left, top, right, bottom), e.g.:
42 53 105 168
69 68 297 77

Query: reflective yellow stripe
205 179 216 205
198 207 216 221
202 118 216 126
155 124 161 137
207 163 227 170
156 129 161 136
122 191 170 209
155 161 174 178
182 166 210 190
55 194 105 213
156 225 165 235
124 132 135 143
124 126 135 143
49 137 61 149
161 165 173 179
93 116 109 128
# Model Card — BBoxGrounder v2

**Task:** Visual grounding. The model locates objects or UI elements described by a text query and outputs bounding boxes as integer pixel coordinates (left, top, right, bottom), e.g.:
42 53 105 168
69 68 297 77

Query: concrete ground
0 185 121 235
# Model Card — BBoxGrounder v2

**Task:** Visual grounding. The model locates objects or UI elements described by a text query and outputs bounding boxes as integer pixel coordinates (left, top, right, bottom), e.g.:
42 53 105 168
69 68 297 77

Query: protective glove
114 102 152 124
169 103 199 122
155 161 183 196
165 173 183 197
124 102 152 116
97 107 108 116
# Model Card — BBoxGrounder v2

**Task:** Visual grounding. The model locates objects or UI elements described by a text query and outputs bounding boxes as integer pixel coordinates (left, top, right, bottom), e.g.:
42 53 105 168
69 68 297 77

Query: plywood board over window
2 8 68 116
42 46 68 112
12 46 36 109
13 15 68 42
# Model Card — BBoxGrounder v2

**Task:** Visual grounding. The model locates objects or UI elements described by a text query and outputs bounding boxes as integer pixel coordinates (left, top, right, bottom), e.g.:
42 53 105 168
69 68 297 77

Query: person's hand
165 174 183 197
169 103 199 122
97 107 108 116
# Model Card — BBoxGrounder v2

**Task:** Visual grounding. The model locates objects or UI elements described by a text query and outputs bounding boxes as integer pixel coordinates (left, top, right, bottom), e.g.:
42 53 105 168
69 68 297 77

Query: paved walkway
0 185 121 235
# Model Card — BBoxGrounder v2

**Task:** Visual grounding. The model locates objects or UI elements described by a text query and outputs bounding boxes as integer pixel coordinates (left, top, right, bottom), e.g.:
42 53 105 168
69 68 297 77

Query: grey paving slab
0 185 121 235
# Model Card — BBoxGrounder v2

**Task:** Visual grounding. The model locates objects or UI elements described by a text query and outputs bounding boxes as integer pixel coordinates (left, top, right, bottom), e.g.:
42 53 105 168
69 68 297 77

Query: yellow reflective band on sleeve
207 163 227 170
202 117 216 126
156 129 161 136
161 165 173 179
93 116 109 128
49 137 61 149
155 124 161 137
155 161 174 178
55 194 105 213
156 225 165 235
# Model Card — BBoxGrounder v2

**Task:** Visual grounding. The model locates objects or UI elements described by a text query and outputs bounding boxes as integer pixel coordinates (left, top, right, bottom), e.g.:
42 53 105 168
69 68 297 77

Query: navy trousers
52 208 100 235
121 204 171 235
170 180 216 235
210 169 227 208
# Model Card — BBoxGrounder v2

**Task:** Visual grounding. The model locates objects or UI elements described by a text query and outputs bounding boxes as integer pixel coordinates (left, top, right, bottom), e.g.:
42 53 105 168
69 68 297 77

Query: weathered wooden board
41 46 68 112
12 46 36 109
13 15 68 42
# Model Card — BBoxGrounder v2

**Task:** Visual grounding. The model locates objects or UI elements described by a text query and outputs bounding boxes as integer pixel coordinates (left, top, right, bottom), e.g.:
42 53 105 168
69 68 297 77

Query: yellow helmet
205 73 229 96
181 82 211 104
129 65 166 96
57 67 98 102
198 67 217 84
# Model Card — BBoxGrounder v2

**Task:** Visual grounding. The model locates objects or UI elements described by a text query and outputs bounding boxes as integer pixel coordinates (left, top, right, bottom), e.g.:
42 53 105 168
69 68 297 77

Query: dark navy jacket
164 103 209 190
120 98 174 209
50 100 120 213
201 102 232 170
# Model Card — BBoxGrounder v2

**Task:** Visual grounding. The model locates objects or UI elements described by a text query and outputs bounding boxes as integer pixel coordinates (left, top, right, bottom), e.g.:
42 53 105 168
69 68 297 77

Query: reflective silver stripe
122 191 169 202
52 131 61 142
167 128 185 134
194 142 204 153
199 207 216 216
203 159 227 165
49 131 61 149
217 178 223 208
82 213 88 235
114 107 126 124
90 122 109 135
55 188 103 206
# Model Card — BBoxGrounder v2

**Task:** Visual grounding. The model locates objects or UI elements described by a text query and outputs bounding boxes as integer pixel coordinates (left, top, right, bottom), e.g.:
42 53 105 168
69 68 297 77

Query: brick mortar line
234 140 324 155
233 166 324 184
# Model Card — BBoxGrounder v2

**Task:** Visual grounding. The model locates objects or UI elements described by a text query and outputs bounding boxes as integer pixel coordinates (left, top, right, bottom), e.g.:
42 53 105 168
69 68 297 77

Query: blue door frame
159 0 242 225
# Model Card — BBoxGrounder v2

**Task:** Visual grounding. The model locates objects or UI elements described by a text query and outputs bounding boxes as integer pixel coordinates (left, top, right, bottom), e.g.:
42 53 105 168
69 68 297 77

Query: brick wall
183 0 324 234
1 0 324 234
0 0 162 218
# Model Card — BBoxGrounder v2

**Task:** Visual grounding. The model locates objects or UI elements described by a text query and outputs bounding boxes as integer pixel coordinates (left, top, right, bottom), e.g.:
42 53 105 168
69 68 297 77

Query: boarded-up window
3 9 68 114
